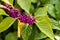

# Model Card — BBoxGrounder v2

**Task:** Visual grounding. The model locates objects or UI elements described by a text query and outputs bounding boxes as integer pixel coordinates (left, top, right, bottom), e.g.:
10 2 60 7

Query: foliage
0 0 60 40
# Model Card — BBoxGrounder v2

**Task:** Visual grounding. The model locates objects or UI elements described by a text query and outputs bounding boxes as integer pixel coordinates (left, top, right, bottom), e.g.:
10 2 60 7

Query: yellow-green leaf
2 0 13 5
9 0 14 4
2 0 11 4
0 9 9 16
31 0 37 3
35 15 54 40
35 5 48 17
17 0 31 14
0 17 16 33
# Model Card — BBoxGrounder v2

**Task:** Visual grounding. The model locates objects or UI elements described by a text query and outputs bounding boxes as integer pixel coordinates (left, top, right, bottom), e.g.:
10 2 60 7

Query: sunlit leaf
31 0 37 3
0 17 16 33
2 0 13 5
2 0 11 4
35 15 54 40
17 0 31 14
35 5 48 17
0 9 9 16
9 0 14 4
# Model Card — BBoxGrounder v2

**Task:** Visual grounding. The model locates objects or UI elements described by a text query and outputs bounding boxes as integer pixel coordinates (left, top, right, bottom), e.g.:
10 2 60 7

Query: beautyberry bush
0 0 60 40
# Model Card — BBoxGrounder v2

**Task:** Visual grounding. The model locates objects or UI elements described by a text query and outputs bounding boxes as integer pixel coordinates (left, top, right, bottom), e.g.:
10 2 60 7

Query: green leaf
35 5 48 17
13 20 18 30
34 32 47 40
0 15 3 23
28 25 40 40
55 0 60 19
0 9 9 16
48 4 56 18
0 17 16 33
31 0 37 3
40 0 50 5
9 0 14 4
5 32 17 40
17 0 31 14
2 0 13 5
35 15 54 40
50 0 58 4
30 5 35 14
55 0 60 11
2 0 11 4
13 0 21 11
37 1 41 7
51 19 60 30
21 25 32 40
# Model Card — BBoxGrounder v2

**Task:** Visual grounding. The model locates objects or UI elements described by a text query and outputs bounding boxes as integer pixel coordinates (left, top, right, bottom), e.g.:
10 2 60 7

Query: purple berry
19 13 35 25
2 8 21 18
1 2 35 25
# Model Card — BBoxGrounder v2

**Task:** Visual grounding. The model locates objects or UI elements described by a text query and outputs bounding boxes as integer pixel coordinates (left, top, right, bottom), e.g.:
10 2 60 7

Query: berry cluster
1 2 35 25
19 13 35 24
